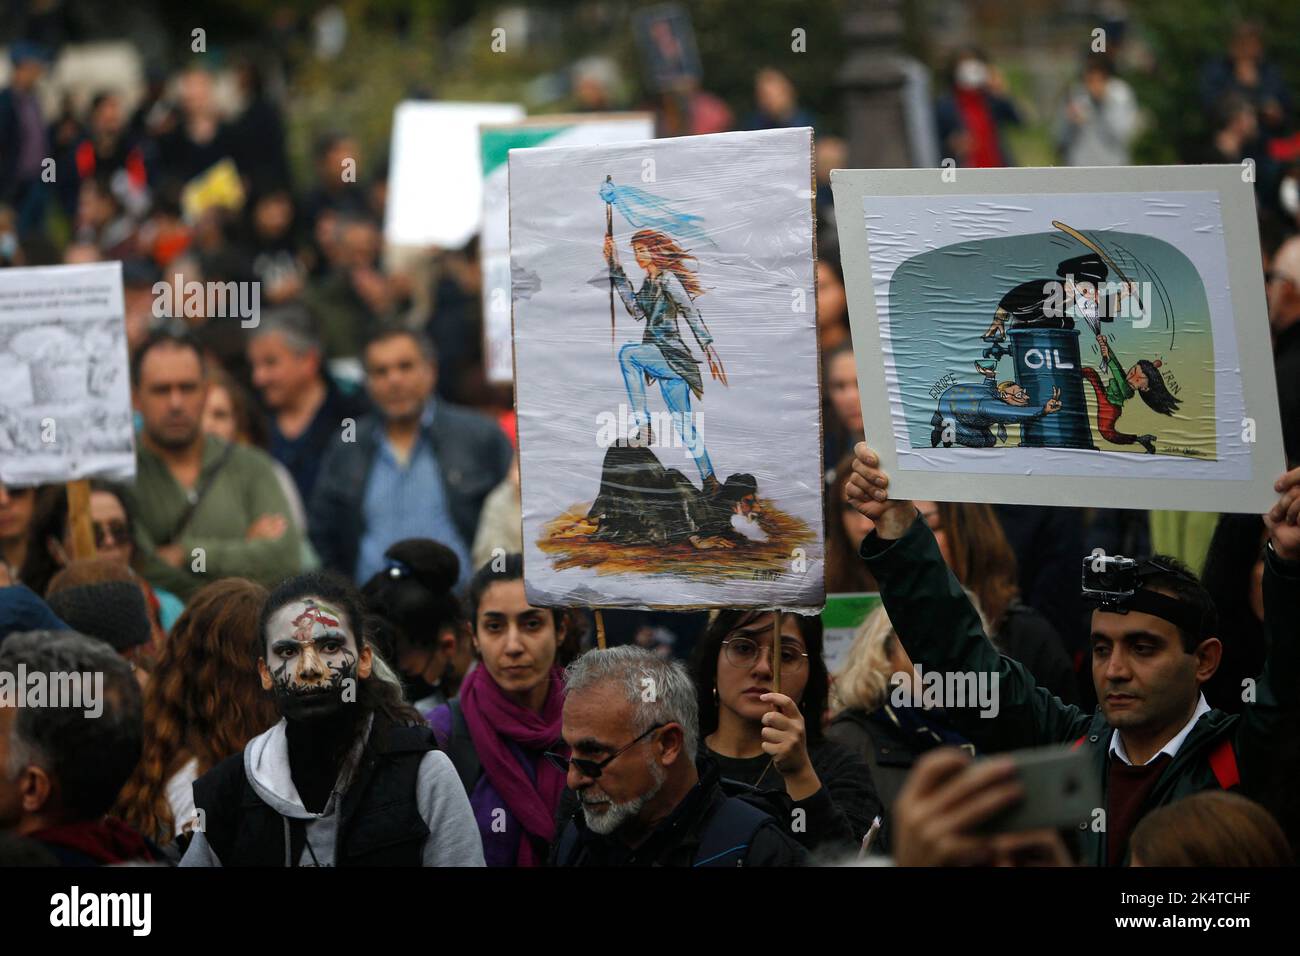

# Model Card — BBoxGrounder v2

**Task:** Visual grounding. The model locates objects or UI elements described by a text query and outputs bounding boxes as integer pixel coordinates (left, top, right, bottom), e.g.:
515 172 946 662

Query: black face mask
401 673 438 705
400 654 452 704
270 654 360 723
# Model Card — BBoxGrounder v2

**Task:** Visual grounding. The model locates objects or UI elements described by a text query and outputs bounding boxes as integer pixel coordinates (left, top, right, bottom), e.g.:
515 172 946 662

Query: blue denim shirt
356 401 470 586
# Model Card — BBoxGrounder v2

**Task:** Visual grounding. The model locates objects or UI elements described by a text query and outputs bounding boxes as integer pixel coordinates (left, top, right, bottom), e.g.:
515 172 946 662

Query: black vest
193 721 436 867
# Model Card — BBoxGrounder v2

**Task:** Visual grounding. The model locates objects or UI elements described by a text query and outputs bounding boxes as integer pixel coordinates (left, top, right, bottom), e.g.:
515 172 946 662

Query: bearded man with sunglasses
549 646 806 866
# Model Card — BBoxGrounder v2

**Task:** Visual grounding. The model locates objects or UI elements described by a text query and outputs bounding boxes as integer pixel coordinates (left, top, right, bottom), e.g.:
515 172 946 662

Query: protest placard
832 164 1285 512
511 127 824 610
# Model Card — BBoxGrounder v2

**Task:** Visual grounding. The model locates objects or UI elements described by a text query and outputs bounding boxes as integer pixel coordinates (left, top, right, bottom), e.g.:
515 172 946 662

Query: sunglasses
93 519 130 549
543 722 666 779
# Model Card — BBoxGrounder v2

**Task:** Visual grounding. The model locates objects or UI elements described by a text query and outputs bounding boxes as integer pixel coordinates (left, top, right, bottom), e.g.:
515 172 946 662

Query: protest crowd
1 3 1298 876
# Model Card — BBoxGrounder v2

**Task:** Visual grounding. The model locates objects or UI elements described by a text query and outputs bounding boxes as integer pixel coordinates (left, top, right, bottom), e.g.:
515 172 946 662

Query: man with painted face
180 571 483 866
549 646 807 866
846 441 1300 866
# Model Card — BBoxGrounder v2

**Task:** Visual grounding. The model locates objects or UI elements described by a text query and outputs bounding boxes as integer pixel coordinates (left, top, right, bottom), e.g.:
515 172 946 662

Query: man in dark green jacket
845 442 1300 865
126 331 303 601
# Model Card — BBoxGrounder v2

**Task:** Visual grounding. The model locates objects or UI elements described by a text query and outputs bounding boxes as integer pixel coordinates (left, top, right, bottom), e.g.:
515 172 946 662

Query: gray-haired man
247 304 369 505
0 630 155 865
549 645 806 866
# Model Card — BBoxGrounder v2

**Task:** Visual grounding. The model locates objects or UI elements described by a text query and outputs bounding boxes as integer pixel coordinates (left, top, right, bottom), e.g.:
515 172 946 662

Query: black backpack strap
443 699 483 796
380 722 439 755
552 819 581 866
162 440 236 544
693 797 774 867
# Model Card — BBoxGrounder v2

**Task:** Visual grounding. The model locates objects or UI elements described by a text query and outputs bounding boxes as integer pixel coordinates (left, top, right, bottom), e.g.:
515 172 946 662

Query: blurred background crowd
1 0 1298 868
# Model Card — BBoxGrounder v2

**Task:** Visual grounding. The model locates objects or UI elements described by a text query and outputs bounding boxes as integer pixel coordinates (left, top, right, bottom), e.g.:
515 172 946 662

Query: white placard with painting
832 164 1285 513
510 127 824 611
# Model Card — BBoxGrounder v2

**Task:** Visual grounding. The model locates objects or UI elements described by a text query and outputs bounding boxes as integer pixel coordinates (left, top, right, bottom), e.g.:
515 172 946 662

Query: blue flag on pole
599 179 715 248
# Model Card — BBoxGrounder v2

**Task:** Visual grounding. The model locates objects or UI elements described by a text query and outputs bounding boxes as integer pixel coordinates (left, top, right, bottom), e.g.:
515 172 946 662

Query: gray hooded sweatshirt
180 716 485 867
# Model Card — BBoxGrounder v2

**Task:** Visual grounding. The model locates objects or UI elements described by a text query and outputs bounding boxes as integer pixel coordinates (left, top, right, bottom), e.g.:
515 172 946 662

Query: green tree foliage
1129 0 1300 163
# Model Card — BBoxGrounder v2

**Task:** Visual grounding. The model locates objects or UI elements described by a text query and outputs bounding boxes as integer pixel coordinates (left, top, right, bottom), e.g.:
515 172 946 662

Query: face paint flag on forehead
291 599 342 640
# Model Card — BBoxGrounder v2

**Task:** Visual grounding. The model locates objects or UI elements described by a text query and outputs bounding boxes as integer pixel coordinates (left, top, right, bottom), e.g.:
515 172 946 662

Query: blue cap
0 586 69 646
9 41 51 66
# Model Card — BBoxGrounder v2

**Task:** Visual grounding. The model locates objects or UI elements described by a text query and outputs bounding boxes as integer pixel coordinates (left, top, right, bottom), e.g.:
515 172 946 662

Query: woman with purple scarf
427 554 569 866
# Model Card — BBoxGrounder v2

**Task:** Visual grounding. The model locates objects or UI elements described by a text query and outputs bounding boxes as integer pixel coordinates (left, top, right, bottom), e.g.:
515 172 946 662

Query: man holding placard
846 441 1300 865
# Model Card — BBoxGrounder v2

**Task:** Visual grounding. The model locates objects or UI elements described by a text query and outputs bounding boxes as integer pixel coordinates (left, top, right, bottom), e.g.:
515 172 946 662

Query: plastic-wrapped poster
0 262 135 484
832 165 1284 513
510 127 824 611
480 113 655 384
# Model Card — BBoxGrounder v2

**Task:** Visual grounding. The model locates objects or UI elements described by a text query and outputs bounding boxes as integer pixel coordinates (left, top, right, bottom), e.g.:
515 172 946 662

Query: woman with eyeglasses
427 553 573 866
20 481 184 632
690 609 881 857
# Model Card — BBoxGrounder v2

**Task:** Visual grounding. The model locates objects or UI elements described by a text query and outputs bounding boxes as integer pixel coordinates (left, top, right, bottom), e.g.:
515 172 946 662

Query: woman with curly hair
113 578 279 845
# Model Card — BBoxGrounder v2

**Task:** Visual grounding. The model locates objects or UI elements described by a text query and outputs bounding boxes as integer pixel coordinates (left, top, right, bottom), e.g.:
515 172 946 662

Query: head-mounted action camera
1080 554 1209 639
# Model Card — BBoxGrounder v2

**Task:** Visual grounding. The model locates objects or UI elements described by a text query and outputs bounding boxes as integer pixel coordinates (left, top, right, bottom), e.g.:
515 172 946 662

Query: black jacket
826 705 974 854
994 601 1079 706
993 503 1087 655
1275 324 1300 467
551 757 807 867
705 737 881 857
191 721 436 867
308 398 512 579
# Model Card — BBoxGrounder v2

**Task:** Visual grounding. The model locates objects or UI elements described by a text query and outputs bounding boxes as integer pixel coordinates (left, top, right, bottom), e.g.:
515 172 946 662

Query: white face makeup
263 597 362 720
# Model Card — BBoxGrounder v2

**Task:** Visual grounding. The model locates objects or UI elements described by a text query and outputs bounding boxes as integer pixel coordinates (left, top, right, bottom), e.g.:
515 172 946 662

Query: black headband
1090 588 1208 639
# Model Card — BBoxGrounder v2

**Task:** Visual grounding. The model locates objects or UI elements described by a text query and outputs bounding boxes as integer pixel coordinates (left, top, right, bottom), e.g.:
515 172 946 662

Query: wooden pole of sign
771 609 782 697
594 609 607 650
65 479 96 561
605 183 616 353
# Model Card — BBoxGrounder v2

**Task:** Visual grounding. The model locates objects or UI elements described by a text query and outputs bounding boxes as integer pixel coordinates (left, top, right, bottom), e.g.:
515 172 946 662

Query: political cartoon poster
384 100 524 250
510 127 824 611
0 262 135 485
480 113 655 383
832 165 1284 513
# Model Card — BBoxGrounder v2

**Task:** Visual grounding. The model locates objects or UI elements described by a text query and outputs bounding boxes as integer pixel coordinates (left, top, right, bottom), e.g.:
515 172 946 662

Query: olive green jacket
125 436 303 600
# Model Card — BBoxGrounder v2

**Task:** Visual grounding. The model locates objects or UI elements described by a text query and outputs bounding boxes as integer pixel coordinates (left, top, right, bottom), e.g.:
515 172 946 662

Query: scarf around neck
458 664 567 866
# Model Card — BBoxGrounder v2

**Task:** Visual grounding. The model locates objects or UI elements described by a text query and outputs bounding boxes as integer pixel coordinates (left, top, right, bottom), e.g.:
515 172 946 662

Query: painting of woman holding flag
508 127 824 610
600 200 727 491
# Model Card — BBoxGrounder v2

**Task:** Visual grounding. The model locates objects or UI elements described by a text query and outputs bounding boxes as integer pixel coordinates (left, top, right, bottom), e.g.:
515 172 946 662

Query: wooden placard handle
771 608 782 697
66 479 96 561
594 608 607 650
